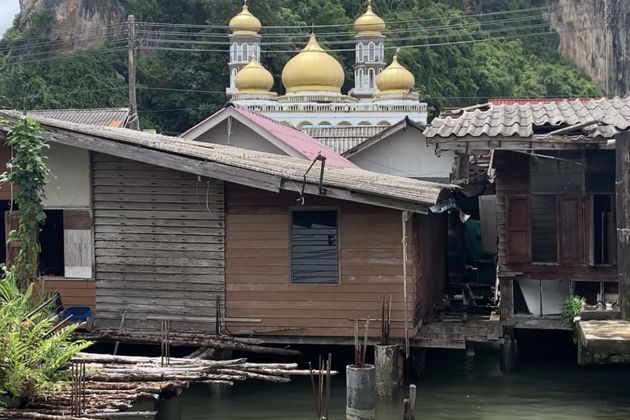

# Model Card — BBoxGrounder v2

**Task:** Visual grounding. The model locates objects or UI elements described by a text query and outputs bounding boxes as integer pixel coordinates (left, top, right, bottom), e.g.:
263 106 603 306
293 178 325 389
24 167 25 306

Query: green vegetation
561 295 584 328
0 0 604 133
0 118 91 407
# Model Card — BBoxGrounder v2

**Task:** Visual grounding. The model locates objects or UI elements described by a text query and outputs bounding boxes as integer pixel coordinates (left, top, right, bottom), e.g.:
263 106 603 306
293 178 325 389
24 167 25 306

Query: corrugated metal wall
92 153 225 331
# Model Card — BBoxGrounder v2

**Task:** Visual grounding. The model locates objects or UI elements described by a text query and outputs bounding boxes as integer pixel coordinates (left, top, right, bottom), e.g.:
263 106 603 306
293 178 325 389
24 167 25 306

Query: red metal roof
231 106 357 168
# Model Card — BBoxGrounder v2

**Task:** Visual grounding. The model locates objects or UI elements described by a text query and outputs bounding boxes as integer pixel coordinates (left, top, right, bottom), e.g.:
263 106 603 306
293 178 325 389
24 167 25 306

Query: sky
0 0 21 36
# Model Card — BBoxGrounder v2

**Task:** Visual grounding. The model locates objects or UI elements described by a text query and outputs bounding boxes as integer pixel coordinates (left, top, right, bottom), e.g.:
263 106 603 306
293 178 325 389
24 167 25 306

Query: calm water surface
149 347 630 420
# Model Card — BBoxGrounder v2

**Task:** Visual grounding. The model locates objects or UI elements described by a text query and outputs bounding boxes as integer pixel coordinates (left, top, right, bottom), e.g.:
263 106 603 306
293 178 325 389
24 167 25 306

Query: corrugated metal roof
302 125 389 154
231 106 357 168
0 110 456 211
27 108 130 128
424 97 630 140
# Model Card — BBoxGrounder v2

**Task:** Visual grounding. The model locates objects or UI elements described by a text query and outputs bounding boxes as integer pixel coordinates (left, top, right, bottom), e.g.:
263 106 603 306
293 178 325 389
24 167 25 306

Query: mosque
224 1 428 129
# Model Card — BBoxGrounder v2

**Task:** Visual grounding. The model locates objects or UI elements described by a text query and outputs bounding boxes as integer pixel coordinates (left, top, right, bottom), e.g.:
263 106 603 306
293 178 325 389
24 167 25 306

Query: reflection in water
143 348 630 420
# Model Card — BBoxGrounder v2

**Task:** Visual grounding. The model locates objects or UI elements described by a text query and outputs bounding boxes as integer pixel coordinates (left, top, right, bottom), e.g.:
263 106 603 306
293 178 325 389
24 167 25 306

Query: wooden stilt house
0 108 455 344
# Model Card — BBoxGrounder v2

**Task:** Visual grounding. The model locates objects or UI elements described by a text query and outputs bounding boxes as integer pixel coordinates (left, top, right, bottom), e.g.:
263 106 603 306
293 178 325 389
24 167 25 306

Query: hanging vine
1 117 49 288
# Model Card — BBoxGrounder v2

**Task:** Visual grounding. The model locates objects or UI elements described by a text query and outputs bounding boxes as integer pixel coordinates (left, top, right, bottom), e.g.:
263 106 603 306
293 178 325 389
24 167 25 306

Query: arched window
338 121 351 126
358 69 364 89
357 44 363 63
298 121 313 129
358 121 372 126
377 120 391 126
231 69 237 88
368 42 375 62
242 44 248 61
375 44 380 62
369 69 375 89
230 44 236 61
380 44 384 61
253 44 260 61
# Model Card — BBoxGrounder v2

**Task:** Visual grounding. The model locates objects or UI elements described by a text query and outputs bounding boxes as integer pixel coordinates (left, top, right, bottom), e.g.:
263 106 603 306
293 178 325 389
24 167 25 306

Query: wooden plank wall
413 213 447 324
92 153 225 331
225 184 415 338
42 280 96 310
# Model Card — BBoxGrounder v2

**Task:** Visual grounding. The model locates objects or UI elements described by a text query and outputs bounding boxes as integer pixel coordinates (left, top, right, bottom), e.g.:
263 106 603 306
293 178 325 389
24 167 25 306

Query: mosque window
230 44 235 61
357 44 363 63
358 69 364 88
242 44 249 61
231 69 237 88
368 42 375 62
369 69 375 88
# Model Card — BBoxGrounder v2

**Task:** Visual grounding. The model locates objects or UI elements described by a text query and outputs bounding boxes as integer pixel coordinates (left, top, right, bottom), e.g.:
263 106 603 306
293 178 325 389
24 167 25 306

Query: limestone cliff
18 0 126 50
549 0 630 97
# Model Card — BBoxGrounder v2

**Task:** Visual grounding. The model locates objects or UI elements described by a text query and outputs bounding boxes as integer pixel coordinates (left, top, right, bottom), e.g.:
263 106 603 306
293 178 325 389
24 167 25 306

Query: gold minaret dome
235 56 276 94
376 54 415 94
281 33 345 94
354 1 386 35
229 2 262 35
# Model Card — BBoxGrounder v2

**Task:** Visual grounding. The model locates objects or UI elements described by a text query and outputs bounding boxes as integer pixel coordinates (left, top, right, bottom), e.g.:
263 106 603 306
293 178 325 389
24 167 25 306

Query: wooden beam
616 131 630 321
36 129 282 192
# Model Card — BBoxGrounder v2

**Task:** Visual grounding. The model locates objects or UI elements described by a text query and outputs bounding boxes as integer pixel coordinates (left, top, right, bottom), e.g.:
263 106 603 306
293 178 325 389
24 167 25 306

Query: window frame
289 207 341 286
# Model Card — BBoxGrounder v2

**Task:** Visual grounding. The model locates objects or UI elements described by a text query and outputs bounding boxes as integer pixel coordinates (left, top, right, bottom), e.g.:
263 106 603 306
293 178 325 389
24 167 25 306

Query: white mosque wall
259 111 428 128
349 129 454 182
190 119 288 155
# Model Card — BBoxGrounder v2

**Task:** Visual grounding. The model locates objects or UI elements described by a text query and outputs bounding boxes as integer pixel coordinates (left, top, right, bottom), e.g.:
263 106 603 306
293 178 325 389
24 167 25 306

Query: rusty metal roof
302 125 389 154
27 108 130 128
424 97 630 140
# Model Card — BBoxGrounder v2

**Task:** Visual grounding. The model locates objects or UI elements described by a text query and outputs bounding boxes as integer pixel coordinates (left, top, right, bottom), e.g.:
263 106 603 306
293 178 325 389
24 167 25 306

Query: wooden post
346 365 376 420
402 384 416 420
127 15 140 130
374 345 399 399
616 131 630 320
402 211 410 358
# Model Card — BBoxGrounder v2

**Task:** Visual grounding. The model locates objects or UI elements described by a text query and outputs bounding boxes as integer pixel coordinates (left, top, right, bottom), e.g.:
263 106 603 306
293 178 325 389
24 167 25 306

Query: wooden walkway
413 314 501 349
577 320 630 364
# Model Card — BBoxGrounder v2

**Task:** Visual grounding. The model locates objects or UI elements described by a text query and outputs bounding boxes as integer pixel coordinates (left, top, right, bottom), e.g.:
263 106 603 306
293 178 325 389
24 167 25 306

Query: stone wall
18 0 126 51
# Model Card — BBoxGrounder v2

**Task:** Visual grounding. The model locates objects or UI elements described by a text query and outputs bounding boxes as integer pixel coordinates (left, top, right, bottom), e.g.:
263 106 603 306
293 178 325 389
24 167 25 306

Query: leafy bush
0 277 92 406
561 295 584 327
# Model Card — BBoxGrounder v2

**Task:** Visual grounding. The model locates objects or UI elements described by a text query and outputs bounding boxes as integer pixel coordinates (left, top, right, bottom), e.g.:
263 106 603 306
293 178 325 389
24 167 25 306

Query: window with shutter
557 195 585 264
505 195 532 263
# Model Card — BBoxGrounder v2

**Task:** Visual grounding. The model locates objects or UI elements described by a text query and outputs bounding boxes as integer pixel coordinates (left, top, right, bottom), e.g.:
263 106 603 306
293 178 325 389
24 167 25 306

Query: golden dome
229 3 261 35
235 56 275 93
354 2 385 35
281 33 345 93
376 55 415 94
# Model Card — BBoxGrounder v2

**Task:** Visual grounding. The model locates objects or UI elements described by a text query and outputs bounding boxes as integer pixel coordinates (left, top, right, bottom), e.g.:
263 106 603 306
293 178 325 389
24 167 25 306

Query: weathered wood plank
95 240 222 251
95 256 224 267
94 225 224 236
94 233 225 243
96 248 223 259
94 218 224 228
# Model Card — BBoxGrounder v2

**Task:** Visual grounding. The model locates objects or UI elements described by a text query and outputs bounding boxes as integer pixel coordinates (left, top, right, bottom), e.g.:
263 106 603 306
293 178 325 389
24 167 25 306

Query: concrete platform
577 320 630 364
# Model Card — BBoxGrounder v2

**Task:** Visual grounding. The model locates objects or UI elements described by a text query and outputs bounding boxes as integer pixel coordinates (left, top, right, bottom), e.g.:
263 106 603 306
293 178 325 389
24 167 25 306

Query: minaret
227 1 262 97
350 0 386 99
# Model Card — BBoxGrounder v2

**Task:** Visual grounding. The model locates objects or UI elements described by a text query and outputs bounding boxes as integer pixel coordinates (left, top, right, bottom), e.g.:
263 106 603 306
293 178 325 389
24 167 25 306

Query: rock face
549 0 630 97
18 0 126 50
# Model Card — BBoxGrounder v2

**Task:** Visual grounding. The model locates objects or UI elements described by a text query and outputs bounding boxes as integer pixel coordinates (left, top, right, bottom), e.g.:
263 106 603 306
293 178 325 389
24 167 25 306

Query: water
147 344 630 420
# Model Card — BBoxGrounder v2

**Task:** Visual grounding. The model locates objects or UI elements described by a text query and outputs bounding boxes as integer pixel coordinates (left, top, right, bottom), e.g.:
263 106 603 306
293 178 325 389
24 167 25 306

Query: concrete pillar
346 365 376 420
500 334 518 372
155 396 182 420
374 345 399 399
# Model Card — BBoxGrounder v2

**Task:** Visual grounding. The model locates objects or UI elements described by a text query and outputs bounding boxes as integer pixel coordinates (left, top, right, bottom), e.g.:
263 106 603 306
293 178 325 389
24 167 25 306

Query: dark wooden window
290 209 339 284
557 195 585 264
531 151 583 194
505 195 532 263
39 210 65 276
531 195 557 262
